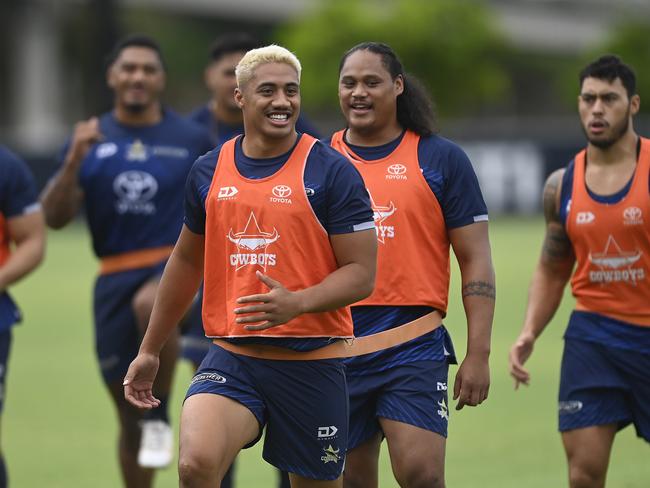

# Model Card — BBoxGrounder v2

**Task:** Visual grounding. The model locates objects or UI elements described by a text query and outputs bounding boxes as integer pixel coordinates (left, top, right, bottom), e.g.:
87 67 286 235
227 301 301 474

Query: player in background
509 55 650 488
124 44 377 488
331 42 495 488
40 35 212 487
0 146 45 488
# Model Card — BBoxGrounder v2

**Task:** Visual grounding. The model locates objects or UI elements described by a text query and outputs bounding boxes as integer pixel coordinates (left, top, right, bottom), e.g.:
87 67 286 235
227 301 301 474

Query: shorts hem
377 413 448 438
558 415 630 433
183 389 264 448
263 460 342 481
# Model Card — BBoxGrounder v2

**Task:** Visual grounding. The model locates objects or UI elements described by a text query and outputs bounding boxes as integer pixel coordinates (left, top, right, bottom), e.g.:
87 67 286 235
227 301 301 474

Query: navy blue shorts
93 261 165 383
559 338 650 442
0 329 12 413
346 360 450 450
180 288 210 366
186 343 348 480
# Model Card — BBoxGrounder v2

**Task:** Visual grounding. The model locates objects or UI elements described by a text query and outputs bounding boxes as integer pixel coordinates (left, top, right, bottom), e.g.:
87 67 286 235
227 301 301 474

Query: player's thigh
180 393 259 474
343 432 382 488
380 418 446 481
289 472 342 488
562 424 616 476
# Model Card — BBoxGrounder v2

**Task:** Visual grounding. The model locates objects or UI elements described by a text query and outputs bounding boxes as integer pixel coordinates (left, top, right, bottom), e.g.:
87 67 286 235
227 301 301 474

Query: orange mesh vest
331 130 450 312
202 134 353 338
0 214 9 267
566 137 650 326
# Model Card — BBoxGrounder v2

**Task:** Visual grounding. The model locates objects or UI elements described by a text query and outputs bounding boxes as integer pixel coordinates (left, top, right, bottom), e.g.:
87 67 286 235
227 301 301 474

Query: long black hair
339 42 436 136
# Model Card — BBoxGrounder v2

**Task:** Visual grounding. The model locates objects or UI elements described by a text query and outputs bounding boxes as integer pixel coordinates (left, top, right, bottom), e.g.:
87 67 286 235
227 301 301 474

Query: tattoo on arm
462 280 496 300
540 170 574 263
542 223 574 261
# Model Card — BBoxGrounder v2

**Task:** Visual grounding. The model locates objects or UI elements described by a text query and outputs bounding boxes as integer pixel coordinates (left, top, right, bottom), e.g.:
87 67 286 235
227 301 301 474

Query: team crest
320 445 341 464
369 193 396 244
588 235 644 285
227 211 279 270
126 139 148 161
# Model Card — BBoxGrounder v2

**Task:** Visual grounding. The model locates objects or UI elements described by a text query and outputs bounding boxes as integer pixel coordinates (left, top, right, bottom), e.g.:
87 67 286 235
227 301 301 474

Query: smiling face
338 49 403 137
235 62 300 141
579 76 639 149
107 46 165 113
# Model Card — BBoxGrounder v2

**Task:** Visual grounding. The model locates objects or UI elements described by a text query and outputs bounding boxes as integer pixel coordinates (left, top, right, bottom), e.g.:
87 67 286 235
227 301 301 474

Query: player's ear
234 87 244 109
630 94 640 115
394 74 404 97
106 64 117 90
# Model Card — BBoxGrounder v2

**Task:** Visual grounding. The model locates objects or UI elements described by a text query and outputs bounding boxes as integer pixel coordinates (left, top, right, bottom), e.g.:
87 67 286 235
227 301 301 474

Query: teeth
269 114 288 120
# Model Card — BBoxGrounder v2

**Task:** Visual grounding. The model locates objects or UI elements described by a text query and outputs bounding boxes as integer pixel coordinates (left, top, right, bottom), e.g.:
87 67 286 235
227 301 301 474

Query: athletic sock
143 394 169 423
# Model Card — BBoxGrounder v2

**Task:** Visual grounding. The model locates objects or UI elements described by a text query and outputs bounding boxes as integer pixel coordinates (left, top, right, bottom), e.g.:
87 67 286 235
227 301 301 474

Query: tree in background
277 0 510 118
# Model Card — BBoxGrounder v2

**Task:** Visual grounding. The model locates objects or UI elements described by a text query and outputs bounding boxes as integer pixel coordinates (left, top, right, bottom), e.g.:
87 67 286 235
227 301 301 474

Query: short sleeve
321 148 374 234
183 148 219 234
0 148 39 219
418 137 488 229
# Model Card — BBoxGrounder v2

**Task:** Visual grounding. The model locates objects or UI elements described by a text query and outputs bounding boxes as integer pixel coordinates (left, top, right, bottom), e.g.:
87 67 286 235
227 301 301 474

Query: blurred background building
2 0 650 213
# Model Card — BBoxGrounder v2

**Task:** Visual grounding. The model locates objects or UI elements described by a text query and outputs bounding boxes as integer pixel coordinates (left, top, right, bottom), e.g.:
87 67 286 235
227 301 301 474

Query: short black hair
579 55 636 98
209 33 260 63
105 34 166 71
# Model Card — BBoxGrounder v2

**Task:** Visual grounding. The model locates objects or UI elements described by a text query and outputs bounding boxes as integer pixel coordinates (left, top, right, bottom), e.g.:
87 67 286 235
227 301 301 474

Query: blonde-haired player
124 44 377 487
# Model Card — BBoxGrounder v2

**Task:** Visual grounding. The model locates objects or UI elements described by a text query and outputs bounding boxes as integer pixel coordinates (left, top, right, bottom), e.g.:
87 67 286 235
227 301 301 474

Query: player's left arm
449 221 495 411
0 210 46 292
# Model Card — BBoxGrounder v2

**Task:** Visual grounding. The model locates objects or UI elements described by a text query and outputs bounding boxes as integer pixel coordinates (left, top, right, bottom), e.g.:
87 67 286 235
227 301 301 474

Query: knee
132 291 154 325
343 470 369 488
568 464 606 488
394 465 445 488
178 452 219 487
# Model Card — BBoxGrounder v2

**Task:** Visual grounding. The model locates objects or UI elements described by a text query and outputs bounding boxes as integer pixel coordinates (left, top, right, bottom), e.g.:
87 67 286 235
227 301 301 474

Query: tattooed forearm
462 280 496 300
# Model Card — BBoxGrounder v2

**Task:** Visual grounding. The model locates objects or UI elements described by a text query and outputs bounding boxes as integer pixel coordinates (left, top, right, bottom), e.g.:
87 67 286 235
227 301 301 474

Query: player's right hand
508 332 535 390
123 352 161 409
66 117 103 165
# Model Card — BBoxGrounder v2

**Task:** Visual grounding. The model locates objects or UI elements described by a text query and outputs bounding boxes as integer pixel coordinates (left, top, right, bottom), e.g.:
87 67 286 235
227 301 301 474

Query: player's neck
241 131 298 159
113 103 163 127
587 129 639 167
346 123 403 147
210 99 242 126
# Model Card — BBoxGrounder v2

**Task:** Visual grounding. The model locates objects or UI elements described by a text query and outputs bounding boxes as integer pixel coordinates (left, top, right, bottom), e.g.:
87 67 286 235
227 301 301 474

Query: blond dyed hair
235 44 302 87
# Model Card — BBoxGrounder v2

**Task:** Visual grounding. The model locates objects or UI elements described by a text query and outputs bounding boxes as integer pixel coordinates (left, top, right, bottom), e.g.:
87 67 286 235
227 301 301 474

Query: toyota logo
113 171 158 202
624 206 642 221
272 185 292 198
387 164 407 175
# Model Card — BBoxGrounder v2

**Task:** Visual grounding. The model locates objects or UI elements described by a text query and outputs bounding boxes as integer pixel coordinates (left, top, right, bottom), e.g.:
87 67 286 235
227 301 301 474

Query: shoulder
0 145 25 169
0 146 33 182
307 139 355 170
417 134 472 172
191 145 222 175
162 110 213 148
543 168 567 223
186 104 209 123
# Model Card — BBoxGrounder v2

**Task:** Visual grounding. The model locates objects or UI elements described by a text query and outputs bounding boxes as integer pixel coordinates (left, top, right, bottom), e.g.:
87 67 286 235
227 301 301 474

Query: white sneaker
138 419 173 468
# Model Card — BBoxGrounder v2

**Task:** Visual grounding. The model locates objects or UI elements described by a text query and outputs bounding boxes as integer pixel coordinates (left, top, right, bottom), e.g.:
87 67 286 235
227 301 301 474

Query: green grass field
5 217 649 487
